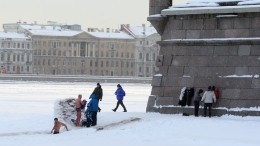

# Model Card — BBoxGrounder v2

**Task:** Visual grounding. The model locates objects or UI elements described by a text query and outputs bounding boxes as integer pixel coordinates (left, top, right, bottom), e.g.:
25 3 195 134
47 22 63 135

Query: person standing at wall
193 89 203 117
112 84 127 112
201 86 216 117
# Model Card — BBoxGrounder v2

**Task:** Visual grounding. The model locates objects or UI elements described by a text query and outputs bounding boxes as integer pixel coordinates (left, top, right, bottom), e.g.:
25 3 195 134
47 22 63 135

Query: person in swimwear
51 118 68 134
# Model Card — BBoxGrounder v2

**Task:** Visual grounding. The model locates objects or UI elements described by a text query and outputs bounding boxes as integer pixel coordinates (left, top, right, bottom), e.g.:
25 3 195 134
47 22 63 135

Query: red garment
214 88 220 99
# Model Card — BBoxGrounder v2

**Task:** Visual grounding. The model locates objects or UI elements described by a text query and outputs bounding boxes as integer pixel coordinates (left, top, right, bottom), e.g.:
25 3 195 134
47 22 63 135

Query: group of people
51 82 127 134
194 86 219 117
179 86 219 117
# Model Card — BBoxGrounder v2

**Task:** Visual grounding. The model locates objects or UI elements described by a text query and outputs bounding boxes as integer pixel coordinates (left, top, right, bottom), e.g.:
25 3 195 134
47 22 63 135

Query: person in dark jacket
85 94 99 127
90 83 103 112
112 84 127 112
193 89 203 117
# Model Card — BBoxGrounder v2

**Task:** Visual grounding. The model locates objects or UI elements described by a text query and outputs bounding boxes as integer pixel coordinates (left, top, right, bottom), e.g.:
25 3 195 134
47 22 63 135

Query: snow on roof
171 0 260 8
128 26 157 38
88 31 134 39
162 0 260 16
0 32 30 39
28 29 83 37
20 24 62 30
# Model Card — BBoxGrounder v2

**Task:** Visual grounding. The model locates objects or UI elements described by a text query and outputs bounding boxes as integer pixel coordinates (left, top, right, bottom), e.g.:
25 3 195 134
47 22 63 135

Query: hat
117 84 121 87
97 83 100 86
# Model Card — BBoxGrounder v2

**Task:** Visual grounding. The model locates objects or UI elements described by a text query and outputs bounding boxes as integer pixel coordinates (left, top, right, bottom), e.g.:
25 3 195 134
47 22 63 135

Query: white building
0 32 33 74
121 24 161 77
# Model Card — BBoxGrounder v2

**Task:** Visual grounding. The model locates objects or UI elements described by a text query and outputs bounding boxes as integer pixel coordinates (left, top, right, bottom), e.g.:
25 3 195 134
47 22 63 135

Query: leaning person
201 86 216 117
51 118 68 134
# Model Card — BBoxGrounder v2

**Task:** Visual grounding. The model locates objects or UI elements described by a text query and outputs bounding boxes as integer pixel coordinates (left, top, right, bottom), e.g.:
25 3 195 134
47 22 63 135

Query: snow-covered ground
0 80 260 146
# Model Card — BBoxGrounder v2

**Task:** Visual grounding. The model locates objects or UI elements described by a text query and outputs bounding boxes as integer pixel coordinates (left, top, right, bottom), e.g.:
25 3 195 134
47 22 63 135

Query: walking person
193 89 203 117
91 83 103 112
112 84 127 112
74 94 84 126
201 86 216 117
51 118 68 134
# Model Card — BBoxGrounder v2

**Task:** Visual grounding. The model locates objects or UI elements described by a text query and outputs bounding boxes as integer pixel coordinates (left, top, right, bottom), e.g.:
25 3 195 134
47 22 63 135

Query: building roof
88 31 134 39
28 29 83 37
20 24 62 31
0 32 30 39
128 26 157 38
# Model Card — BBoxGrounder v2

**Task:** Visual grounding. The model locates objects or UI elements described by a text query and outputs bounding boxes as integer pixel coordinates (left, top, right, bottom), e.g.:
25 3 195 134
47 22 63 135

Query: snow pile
54 98 82 126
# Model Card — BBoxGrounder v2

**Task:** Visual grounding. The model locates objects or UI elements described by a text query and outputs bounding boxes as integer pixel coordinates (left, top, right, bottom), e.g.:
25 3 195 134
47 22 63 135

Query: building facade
3 22 160 77
121 24 161 77
0 32 33 74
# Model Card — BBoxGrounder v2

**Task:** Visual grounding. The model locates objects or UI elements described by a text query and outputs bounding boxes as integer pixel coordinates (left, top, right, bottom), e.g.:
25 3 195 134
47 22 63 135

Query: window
17 54 20 61
121 52 124 58
43 50 46 55
27 66 29 72
101 61 103 67
90 60 93 67
7 42 10 48
1 53 4 61
13 43 16 48
106 61 109 67
139 53 142 59
22 43 24 49
27 44 30 49
17 43 20 48
146 53 149 61
127 52 129 58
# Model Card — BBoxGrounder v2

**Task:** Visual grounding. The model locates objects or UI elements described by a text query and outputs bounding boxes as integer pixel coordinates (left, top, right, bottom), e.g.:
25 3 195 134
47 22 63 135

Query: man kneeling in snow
51 118 68 134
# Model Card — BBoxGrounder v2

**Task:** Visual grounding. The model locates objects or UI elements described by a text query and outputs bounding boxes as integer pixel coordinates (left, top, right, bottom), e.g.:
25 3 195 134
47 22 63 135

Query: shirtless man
75 94 84 126
51 118 68 134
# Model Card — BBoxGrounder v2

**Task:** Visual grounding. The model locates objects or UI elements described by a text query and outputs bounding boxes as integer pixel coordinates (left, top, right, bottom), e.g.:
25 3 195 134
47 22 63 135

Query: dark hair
117 84 121 88
212 86 215 91
208 86 212 91
199 89 203 94
54 118 58 121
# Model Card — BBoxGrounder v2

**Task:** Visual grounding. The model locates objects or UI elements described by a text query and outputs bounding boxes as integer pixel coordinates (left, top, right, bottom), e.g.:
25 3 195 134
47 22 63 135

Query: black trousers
194 101 200 117
204 103 213 117
91 112 97 126
114 100 127 111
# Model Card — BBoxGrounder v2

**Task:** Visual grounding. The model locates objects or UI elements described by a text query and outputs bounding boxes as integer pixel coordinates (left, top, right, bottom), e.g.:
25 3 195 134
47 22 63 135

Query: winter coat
115 87 125 101
86 95 99 112
194 91 202 102
91 87 103 100
201 91 216 103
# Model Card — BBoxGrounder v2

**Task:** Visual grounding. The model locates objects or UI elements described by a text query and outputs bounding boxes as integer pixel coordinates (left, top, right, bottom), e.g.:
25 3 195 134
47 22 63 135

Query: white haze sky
0 0 185 31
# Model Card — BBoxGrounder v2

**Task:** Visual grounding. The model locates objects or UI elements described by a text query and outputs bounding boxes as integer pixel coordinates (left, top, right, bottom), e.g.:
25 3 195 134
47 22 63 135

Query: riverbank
0 74 152 83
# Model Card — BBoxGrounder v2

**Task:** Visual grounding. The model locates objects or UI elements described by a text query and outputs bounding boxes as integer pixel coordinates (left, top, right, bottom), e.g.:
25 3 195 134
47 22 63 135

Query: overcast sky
0 0 184 31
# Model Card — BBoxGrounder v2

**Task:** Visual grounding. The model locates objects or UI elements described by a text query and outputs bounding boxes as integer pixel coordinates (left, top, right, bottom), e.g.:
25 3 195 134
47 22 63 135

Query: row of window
34 40 134 50
33 49 135 58
34 59 135 68
139 52 157 61
0 53 31 62
3 65 31 73
34 68 134 76
0 42 31 49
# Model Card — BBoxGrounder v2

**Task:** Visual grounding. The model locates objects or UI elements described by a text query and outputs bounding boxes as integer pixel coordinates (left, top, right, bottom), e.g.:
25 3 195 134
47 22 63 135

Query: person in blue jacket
112 84 127 112
85 94 99 127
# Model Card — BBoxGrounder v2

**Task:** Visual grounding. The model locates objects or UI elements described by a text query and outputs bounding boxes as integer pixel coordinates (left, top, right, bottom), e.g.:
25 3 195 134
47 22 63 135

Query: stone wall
147 10 260 116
